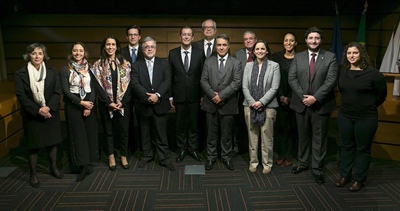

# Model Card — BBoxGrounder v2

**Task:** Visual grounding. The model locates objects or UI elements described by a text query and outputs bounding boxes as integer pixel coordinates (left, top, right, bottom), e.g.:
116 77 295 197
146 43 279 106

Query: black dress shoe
176 150 187 162
334 177 349 187
165 162 176 171
138 159 148 168
349 181 363 192
190 151 203 161
205 160 215 170
314 173 325 184
223 160 234 170
109 165 116 171
51 168 64 179
291 166 308 174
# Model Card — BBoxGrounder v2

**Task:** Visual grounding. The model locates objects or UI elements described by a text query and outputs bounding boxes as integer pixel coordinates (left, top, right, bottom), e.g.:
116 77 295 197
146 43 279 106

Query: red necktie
247 52 253 62
308 53 316 94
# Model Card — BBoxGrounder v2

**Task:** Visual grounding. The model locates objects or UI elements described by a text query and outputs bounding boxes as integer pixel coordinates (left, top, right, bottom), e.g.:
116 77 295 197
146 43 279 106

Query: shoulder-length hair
341 42 369 70
22 43 50 61
251 39 271 60
67 42 89 64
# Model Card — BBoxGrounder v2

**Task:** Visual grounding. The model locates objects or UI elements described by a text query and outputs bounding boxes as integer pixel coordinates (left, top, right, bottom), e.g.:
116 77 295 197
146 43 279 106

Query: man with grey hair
232 31 257 157
131 36 175 171
193 19 217 58
200 34 242 171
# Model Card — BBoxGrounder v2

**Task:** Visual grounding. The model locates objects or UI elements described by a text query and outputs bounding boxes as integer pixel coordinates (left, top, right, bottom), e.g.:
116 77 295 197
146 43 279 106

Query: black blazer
14 63 61 118
131 57 171 116
271 50 292 100
168 46 205 103
121 46 144 65
193 39 217 58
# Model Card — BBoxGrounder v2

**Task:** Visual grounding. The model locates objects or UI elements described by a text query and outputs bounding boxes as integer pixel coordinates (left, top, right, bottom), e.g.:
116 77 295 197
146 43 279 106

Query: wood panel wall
1 10 400 160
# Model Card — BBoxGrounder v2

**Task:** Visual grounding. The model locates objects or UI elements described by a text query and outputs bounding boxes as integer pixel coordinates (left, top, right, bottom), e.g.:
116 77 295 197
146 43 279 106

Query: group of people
15 19 387 192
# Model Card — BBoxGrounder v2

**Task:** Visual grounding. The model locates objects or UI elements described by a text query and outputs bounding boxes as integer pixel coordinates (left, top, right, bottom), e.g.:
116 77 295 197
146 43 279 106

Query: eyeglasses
128 33 140 37
144 45 156 50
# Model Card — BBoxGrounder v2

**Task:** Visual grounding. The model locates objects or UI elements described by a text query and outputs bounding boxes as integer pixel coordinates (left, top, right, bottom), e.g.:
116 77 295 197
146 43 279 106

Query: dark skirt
22 111 62 149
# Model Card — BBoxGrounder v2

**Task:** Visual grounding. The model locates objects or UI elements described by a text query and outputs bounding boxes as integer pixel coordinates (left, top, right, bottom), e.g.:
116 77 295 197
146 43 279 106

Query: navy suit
131 57 172 165
288 49 337 175
169 46 205 152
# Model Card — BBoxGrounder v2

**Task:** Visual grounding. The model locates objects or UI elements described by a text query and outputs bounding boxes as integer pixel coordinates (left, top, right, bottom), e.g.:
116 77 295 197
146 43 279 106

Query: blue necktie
131 48 137 64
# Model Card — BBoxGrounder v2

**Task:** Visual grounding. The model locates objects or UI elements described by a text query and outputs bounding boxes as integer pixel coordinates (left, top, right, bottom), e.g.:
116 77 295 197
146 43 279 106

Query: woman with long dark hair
61 42 98 181
91 35 132 171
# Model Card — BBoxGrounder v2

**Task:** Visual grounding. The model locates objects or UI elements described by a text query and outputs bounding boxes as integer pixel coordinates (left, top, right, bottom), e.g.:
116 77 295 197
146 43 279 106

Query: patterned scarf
250 58 268 125
71 59 88 99
91 58 131 118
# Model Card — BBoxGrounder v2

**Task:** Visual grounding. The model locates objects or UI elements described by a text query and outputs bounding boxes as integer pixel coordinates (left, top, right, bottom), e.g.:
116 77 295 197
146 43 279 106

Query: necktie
147 60 153 84
183 51 189 72
219 58 225 78
247 52 253 62
131 48 137 64
206 42 212 58
308 53 316 94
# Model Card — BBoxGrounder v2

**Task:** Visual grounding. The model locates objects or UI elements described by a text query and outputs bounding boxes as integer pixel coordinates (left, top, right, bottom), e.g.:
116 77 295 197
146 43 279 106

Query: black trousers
140 113 172 165
337 112 378 183
98 102 130 157
175 101 200 152
205 112 234 162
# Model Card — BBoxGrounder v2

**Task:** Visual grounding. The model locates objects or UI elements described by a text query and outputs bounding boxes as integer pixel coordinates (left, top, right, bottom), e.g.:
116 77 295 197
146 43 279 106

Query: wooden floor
1 120 400 210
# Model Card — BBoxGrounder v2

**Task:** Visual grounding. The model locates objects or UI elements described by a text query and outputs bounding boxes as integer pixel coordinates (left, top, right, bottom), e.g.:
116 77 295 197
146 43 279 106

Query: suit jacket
242 60 280 108
14 63 61 118
168 46 205 103
200 55 243 115
193 39 217 58
233 48 248 71
288 49 337 114
131 57 171 116
121 46 144 65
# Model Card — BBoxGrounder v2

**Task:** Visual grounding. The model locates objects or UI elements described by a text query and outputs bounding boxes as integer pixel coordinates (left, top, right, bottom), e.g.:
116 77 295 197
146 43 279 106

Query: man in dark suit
193 19 217 58
288 26 338 184
131 36 175 171
232 31 257 156
121 25 144 64
200 34 242 171
121 25 144 155
168 26 205 162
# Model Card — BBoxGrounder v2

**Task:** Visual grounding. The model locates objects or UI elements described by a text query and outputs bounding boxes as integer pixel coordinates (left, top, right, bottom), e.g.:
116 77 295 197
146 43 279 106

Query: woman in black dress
14 43 64 188
60 42 99 181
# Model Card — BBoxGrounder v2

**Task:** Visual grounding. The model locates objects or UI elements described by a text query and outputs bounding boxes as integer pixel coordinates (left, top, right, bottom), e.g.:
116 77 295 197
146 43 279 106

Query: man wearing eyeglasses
121 25 145 156
131 36 175 171
193 19 217 58
121 25 144 65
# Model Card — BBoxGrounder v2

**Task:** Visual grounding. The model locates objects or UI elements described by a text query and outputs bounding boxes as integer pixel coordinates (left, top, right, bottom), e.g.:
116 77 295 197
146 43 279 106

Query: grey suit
233 48 248 70
200 55 242 161
288 49 337 175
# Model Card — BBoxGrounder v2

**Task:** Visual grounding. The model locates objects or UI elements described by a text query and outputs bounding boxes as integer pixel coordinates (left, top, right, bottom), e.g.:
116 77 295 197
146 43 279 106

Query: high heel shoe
51 167 64 179
121 156 130 169
76 165 88 182
109 154 116 171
